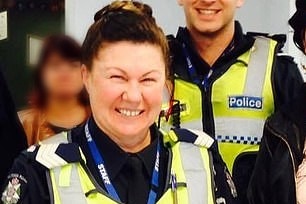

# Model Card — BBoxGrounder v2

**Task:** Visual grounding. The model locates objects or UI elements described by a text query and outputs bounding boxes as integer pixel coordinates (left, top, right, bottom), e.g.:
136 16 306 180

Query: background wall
0 0 65 108
65 0 185 42
66 0 306 80
65 0 294 46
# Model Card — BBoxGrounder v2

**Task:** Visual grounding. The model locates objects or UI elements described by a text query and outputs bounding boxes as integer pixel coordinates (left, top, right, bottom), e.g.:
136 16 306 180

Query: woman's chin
116 125 147 137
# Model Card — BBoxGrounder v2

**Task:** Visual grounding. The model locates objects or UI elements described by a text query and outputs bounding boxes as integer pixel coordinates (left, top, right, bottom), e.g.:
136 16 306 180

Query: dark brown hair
289 0 306 53
82 0 170 78
31 34 88 107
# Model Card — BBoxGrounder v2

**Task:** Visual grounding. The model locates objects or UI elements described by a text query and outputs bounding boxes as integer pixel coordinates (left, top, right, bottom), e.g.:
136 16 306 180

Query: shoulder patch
170 128 215 148
1 175 26 204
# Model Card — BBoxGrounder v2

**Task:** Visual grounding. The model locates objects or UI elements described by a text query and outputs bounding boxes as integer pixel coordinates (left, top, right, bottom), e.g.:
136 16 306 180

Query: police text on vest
228 96 263 109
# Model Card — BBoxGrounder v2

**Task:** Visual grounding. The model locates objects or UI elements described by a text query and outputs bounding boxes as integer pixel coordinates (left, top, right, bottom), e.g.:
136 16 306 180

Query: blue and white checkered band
216 135 260 145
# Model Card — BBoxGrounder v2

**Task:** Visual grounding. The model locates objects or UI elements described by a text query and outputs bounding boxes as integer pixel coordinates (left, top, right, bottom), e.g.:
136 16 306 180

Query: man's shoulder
273 53 301 79
275 54 296 65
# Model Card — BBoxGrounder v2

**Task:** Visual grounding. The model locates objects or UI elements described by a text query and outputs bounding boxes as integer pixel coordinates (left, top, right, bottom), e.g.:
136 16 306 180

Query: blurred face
42 54 83 99
178 0 244 34
83 41 166 144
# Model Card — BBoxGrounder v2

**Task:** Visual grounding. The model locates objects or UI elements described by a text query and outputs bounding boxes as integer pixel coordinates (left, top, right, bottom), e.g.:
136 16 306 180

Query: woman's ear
81 64 90 92
165 79 173 95
163 79 173 103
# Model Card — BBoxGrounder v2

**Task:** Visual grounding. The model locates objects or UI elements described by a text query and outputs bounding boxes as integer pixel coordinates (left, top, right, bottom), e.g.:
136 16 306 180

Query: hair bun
94 1 153 22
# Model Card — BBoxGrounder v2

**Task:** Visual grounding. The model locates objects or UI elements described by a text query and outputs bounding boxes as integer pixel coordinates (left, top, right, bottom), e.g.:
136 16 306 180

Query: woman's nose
122 82 142 103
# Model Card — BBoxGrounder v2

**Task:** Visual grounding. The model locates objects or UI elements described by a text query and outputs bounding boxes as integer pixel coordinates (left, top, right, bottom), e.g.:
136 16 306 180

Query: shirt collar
88 117 160 179
175 21 253 70
176 21 244 50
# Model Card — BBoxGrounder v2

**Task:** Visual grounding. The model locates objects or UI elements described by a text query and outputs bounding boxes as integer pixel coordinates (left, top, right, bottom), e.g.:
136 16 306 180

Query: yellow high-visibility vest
36 129 215 204
161 37 276 172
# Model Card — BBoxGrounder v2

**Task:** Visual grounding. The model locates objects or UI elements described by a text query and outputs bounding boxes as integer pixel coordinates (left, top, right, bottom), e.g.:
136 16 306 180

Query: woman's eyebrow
105 67 127 74
142 70 162 77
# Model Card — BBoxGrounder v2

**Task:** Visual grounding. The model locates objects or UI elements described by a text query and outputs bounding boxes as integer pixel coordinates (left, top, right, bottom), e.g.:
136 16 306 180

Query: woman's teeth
118 109 142 117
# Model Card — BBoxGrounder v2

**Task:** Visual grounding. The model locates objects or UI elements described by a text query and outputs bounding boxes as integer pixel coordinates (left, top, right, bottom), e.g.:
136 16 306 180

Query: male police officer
162 0 304 203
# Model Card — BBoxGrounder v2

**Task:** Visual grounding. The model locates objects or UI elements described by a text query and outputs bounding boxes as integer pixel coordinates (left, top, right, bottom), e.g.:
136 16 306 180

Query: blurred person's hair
289 0 306 53
82 0 170 79
30 34 89 108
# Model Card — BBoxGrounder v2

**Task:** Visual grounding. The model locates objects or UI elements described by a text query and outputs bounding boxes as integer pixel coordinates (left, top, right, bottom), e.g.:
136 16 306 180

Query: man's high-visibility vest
161 37 276 172
35 129 215 204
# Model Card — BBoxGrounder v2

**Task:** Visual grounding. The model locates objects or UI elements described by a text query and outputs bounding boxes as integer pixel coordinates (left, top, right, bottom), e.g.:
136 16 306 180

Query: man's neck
188 22 235 66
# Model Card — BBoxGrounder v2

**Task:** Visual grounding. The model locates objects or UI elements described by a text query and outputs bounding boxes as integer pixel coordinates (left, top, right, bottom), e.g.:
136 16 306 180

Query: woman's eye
141 78 156 84
110 75 125 80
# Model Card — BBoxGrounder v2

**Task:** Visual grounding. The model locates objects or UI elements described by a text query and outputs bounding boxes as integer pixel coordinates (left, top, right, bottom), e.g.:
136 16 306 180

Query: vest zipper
201 58 238 138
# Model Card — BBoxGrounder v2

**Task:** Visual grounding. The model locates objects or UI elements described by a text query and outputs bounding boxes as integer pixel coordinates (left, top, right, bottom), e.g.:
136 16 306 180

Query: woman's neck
44 97 88 128
93 116 152 153
116 131 151 153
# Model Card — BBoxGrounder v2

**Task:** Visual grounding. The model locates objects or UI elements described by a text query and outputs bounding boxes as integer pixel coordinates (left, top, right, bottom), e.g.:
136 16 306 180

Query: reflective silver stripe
43 133 87 204
53 164 87 204
180 120 203 131
244 37 271 96
160 120 204 133
215 117 265 144
179 143 209 204
41 132 69 144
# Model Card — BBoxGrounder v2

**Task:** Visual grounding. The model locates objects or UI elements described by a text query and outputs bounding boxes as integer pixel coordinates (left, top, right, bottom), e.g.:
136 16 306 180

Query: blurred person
160 0 304 202
0 64 27 189
1 1 237 203
248 0 306 203
18 35 90 146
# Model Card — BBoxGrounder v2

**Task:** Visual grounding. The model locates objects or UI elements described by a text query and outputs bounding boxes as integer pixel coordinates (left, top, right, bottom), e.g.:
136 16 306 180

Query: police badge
1 177 21 204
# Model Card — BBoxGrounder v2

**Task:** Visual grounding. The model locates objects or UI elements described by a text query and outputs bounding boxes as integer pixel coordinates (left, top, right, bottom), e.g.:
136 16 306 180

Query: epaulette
24 132 83 169
34 143 82 169
166 128 215 149
247 32 287 44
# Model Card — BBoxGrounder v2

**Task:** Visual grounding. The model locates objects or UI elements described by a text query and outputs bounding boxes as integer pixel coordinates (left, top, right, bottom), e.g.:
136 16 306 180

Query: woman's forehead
93 41 166 72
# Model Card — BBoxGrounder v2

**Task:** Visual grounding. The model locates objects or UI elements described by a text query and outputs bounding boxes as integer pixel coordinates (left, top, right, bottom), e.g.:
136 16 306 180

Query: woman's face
42 53 83 99
84 41 166 142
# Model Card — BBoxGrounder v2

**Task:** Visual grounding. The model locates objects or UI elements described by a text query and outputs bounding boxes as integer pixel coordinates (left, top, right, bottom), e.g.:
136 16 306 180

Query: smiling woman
81 0 170 154
1 1 236 204
83 42 166 153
